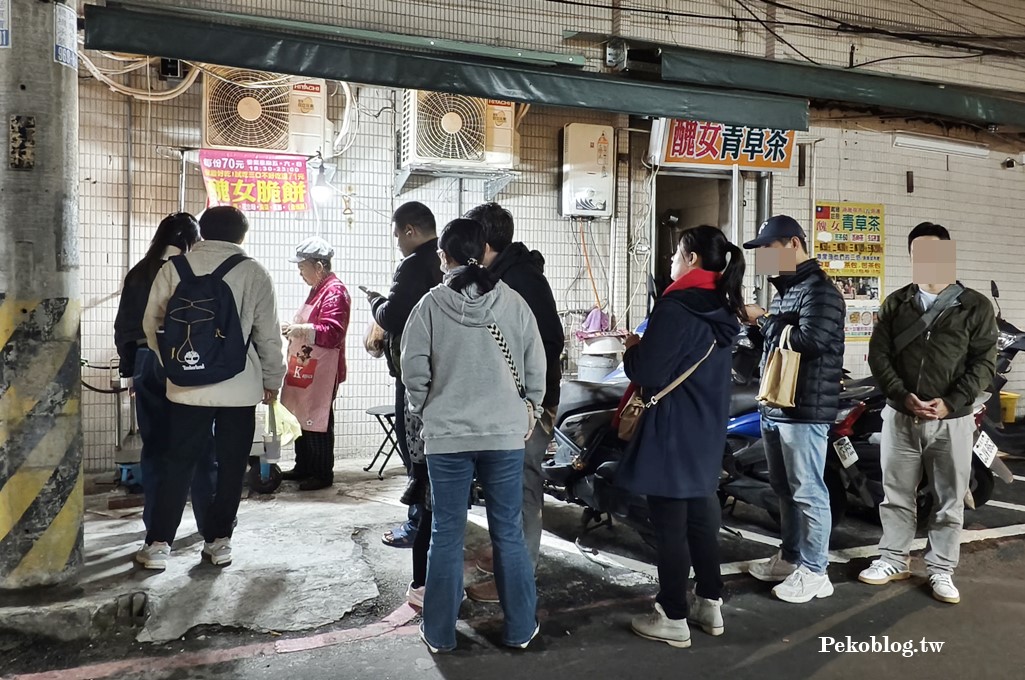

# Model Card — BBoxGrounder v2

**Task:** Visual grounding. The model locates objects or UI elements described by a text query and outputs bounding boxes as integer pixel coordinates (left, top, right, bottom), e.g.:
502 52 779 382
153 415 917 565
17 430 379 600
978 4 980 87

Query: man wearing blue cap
742 215 846 603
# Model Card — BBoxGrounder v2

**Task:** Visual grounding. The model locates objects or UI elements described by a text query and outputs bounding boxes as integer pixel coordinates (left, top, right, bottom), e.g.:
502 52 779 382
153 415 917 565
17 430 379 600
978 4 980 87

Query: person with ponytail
616 225 746 648
114 212 216 537
401 218 546 653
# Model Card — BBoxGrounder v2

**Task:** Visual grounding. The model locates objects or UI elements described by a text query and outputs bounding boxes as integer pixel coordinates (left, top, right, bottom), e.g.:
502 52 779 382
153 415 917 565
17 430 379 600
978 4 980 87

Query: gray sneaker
631 603 691 648
202 538 232 567
688 596 724 636
135 542 170 570
748 551 798 583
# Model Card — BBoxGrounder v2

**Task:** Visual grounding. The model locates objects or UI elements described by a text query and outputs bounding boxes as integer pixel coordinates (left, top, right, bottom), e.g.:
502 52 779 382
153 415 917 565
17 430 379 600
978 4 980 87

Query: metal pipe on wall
125 97 133 270
755 172 773 308
178 150 187 212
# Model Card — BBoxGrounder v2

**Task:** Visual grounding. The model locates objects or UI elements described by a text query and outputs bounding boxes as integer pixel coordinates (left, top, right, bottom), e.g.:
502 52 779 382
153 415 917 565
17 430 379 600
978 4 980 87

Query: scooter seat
730 387 760 417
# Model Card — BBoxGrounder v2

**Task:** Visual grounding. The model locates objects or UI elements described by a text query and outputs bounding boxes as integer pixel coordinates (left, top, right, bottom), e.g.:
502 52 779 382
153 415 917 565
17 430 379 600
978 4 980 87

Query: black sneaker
281 468 307 482
299 478 333 491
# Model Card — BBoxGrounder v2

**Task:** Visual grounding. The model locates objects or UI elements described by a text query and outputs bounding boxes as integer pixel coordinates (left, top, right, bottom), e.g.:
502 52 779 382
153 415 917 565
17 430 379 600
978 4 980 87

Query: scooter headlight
997 331 1017 351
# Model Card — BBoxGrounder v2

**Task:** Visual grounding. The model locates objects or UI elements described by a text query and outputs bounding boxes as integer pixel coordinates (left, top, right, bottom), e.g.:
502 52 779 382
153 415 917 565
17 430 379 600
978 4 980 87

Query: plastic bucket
1000 391 1020 424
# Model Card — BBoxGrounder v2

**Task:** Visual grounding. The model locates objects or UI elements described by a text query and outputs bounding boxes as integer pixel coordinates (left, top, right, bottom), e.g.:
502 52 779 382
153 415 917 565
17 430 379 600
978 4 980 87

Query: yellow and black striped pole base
0 295 83 588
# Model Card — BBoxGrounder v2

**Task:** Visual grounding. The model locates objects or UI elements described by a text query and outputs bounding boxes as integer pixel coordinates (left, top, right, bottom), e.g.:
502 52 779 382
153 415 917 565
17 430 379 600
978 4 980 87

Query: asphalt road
4 458 1025 680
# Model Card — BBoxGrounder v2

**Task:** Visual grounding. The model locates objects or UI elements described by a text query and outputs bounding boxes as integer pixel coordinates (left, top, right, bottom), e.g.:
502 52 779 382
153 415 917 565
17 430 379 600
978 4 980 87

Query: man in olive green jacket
859 222 997 605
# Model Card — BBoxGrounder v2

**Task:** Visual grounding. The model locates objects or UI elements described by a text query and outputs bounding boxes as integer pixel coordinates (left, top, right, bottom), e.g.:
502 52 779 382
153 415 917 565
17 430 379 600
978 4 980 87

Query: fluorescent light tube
892 132 989 158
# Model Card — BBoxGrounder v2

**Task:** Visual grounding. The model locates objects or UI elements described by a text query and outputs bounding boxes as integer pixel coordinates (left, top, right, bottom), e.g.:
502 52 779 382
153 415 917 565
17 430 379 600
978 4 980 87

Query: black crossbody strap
486 322 526 399
892 284 965 355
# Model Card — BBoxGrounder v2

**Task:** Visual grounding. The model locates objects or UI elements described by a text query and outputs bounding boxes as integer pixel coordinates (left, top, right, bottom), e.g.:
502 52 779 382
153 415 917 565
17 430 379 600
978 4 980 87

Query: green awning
662 46 1025 127
84 5 809 130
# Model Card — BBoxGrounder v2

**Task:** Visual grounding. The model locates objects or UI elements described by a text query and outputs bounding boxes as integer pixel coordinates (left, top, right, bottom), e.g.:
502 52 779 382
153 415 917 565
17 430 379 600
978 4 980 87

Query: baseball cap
743 215 806 249
289 236 334 262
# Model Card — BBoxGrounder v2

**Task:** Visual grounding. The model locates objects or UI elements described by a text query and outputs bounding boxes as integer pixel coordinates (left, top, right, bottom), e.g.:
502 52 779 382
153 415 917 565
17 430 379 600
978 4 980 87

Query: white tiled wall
78 72 629 471
78 0 1025 469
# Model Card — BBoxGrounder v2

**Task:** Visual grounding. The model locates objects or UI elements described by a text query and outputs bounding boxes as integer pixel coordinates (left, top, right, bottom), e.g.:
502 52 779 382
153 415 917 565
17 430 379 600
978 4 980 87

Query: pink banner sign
199 149 310 213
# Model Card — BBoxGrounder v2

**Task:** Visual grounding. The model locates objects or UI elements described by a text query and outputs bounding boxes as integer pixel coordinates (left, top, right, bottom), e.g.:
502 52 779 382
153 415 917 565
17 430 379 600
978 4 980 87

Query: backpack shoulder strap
211 253 250 280
892 283 965 356
169 255 195 281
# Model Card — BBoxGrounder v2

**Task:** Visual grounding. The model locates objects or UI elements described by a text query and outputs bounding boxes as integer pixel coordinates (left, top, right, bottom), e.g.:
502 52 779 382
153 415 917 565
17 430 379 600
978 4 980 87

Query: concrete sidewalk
0 460 405 643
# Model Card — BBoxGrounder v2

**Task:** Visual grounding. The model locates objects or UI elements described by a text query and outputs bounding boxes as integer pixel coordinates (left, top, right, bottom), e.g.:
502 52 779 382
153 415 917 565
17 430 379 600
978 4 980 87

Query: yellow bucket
1000 391 1020 424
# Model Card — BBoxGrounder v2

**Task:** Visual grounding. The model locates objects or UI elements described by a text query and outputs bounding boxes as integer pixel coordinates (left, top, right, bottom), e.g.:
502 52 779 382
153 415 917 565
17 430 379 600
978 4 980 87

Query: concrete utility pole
0 0 83 588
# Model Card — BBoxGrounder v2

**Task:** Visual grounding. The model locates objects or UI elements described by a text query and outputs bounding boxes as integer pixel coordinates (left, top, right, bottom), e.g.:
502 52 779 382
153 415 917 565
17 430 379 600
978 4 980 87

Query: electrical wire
579 218 604 310
79 50 200 101
853 52 986 68
906 0 973 33
734 0 820 65
961 0 1025 30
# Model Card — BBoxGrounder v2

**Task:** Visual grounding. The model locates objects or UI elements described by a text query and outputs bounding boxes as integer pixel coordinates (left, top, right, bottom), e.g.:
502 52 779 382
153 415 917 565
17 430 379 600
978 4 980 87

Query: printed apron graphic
280 304 339 432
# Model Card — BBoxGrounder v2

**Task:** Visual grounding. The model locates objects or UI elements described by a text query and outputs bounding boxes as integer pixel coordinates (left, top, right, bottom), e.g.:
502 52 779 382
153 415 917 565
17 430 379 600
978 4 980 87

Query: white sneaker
748 551 798 583
772 565 834 603
929 573 960 604
631 603 691 648
508 622 541 650
202 538 232 567
858 559 911 586
406 582 425 609
135 542 170 570
688 597 724 636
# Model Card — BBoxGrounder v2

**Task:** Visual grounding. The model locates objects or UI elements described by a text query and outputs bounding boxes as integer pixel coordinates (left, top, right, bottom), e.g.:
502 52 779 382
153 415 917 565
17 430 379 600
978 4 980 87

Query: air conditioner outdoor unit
400 90 517 170
202 67 333 157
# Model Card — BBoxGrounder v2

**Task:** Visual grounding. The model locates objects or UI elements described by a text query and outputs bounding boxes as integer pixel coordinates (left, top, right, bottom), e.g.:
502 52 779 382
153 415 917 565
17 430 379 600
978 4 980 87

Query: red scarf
662 268 720 295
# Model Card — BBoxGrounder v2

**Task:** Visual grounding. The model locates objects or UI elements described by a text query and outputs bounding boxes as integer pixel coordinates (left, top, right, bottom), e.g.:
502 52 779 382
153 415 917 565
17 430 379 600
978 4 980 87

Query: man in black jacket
364 201 442 548
463 203 564 602
743 215 846 603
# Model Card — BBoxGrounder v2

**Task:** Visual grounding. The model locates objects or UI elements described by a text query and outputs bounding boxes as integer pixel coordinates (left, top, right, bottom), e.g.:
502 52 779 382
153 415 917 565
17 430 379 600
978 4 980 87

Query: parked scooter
980 280 1025 468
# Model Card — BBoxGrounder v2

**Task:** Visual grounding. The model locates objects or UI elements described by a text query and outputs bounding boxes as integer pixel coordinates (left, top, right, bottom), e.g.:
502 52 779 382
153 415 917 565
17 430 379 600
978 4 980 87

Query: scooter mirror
992 280 1000 299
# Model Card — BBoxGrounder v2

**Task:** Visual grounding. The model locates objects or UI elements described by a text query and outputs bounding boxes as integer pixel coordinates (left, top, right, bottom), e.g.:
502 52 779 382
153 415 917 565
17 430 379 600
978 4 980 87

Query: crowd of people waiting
115 202 996 653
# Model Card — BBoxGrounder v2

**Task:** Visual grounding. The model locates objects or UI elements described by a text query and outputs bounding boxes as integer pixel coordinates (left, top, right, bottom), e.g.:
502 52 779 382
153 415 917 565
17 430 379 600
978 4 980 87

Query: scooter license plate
833 436 859 468
973 431 998 468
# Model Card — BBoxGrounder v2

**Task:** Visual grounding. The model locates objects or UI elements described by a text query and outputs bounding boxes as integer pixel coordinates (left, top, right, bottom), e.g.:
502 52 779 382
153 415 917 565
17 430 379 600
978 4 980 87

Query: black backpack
157 253 250 386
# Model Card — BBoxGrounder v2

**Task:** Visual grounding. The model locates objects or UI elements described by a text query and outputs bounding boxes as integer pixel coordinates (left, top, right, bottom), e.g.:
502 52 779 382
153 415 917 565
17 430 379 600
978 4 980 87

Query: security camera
1003 158 1017 169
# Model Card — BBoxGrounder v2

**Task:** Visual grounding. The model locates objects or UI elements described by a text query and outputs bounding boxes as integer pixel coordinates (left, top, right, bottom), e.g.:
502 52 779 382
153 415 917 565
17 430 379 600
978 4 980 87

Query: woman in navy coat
617 225 746 648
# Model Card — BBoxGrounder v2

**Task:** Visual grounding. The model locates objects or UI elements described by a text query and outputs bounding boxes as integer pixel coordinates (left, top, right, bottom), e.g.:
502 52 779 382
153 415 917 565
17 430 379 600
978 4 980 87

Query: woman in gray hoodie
401 218 546 653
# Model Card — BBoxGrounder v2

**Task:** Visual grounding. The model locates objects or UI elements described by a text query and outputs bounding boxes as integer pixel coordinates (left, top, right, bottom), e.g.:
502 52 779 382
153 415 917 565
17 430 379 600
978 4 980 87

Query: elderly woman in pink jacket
280 237 351 491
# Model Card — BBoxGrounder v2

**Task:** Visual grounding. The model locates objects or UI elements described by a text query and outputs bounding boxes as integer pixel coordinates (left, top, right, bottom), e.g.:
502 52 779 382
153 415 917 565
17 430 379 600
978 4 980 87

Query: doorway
651 173 735 296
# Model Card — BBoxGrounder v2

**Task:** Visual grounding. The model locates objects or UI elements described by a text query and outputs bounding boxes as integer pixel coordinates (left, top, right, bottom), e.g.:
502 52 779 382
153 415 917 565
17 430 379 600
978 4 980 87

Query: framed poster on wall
814 202 885 341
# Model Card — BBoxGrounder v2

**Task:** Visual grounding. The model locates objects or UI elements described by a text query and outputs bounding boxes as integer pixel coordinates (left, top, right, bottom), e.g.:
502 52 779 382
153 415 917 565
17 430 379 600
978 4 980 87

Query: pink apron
281 303 340 432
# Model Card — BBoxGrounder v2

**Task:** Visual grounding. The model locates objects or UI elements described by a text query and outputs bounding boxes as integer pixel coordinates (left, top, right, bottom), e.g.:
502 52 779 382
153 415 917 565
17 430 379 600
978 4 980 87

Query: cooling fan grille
415 92 486 161
205 68 291 150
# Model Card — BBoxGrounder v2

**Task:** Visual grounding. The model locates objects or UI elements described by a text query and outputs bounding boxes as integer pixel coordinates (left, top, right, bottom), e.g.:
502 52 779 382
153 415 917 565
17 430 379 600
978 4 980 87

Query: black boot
281 468 308 482
299 477 333 491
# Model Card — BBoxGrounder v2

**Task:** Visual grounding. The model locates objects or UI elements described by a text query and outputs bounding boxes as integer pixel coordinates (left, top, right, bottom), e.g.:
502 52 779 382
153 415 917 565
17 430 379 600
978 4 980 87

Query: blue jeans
761 418 831 574
423 449 537 651
134 348 216 534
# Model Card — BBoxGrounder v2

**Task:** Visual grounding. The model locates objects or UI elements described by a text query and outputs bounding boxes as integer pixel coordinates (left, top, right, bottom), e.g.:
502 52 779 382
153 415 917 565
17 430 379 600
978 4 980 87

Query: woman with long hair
616 225 746 648
114 212 216 545
400 218 546 653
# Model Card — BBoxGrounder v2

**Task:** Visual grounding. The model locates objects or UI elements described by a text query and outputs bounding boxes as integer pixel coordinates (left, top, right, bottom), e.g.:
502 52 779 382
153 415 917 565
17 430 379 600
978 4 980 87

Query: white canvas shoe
631 603 692 648
689 597 724 636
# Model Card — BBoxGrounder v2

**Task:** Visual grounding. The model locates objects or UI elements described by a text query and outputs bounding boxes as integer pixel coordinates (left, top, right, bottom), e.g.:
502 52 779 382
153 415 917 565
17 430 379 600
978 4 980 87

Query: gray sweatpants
878 406 974 575
522 408 555 570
